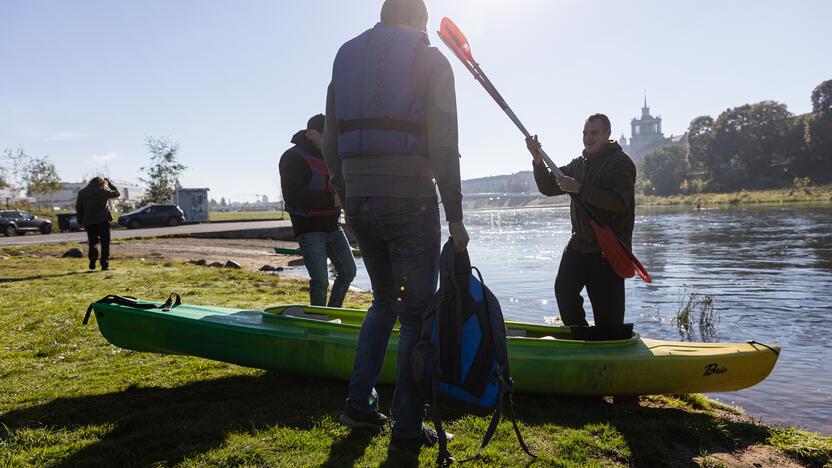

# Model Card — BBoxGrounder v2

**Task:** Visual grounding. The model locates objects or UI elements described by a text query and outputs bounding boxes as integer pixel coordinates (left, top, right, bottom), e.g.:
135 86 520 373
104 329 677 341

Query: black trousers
555 247 625 326
85 222 111 263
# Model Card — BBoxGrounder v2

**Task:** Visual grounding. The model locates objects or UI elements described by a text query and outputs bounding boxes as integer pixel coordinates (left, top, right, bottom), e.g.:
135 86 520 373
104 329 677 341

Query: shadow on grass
4 374 780 466
513 394 773 467
2 372 377 467
0 270 93 284
320 427 380 467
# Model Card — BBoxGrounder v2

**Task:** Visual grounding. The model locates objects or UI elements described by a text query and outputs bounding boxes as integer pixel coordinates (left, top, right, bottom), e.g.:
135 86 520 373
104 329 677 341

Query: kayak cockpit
264 305 639 344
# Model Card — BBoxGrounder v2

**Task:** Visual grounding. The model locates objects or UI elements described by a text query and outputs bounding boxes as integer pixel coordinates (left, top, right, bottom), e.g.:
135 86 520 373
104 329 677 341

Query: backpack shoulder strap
506 384 537 459
458 403 503 463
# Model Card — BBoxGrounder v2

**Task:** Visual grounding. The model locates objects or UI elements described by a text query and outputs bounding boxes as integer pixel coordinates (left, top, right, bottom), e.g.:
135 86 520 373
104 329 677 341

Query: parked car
0 210 53 236
118 205 185 229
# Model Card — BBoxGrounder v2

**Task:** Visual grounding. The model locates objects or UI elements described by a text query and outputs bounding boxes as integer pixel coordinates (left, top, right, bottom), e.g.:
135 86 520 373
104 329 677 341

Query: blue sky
2 0 829 202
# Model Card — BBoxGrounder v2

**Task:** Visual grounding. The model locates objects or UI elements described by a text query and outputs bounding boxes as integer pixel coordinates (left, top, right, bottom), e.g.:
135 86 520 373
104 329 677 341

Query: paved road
0 220 292 247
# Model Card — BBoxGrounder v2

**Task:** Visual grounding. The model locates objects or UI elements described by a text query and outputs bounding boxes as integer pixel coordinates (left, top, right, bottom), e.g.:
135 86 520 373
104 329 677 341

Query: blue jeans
296 227 357 308
345 197 440 438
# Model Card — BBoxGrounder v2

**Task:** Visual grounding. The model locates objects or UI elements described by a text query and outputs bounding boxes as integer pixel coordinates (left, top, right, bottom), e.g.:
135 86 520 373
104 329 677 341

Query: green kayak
86 298 780 396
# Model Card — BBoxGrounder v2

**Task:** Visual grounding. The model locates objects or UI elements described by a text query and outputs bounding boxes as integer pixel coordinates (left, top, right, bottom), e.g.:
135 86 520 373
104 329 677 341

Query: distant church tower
627 93 666 165
618 93 686 167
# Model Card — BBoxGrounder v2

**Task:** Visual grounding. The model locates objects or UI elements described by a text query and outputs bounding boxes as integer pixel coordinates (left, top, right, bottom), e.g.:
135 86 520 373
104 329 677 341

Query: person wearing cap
279 114 356 307
322 0 469 456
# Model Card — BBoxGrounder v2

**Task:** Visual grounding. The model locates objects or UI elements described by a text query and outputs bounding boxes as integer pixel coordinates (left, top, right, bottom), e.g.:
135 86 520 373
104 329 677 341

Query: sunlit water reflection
342 205 832 433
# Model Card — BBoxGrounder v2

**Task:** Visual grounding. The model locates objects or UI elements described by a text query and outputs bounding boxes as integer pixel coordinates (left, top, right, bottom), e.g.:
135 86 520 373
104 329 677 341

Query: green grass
1 243 830 467
768 427 832 467
208 211 286 222
637 183 832 206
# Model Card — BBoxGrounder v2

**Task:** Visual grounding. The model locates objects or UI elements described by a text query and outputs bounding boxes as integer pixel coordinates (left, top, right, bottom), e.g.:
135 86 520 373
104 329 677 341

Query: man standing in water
526 114 636 326
279 114 356 308
322 0 469 456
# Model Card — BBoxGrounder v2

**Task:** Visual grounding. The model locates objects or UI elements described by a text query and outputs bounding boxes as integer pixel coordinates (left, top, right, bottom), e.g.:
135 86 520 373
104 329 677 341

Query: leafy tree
1 148 62 200
811 79 832 116
711 101 793 189
1 147 29 191
22 156 62 199
116 198 134 213
780 114 812 178
140 136 186 204
220 197 227 207
686 115 715 185
640 145 690 196
804 80 832 181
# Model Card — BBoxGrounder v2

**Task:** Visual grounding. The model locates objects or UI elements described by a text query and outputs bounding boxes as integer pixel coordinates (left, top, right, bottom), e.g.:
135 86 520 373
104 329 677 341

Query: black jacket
534 141 636 253
279 130 339 237
76 180 120 227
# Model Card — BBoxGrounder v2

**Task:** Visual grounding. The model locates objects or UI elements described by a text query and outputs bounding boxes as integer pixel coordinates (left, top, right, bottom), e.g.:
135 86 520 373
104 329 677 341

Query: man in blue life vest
279 114 356 308
322 0 469 456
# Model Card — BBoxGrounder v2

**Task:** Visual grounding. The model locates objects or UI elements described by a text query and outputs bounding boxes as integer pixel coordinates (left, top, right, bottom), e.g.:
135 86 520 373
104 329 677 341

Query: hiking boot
338 399 388 429
89 247 99 270
389 427 455 456
100 261 109 271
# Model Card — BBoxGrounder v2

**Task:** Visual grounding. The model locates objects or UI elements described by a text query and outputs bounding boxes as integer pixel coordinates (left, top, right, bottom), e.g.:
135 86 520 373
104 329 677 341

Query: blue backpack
412 238 535 464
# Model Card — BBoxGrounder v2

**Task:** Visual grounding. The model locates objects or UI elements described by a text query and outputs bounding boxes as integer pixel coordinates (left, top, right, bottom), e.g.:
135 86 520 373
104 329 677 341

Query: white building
33 179 146 209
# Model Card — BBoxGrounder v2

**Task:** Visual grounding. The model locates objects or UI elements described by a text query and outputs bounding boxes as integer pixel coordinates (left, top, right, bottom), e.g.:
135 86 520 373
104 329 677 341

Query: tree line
0 148 62 200
638 79 832 196
1 136 185 207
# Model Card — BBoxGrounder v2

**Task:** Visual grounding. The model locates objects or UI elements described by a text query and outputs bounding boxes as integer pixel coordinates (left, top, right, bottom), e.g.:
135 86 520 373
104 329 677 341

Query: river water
337 205 832 432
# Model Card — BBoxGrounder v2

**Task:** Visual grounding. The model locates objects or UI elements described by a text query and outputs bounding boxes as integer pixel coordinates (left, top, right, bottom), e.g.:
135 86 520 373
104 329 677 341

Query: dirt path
107 238 303 272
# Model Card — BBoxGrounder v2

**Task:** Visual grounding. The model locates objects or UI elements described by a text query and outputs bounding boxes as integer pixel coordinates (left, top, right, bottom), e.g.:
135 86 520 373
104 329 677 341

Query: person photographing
76 176 120 271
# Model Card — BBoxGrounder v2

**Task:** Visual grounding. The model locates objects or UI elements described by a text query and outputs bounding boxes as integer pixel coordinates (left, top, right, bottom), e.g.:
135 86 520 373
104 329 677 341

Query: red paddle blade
616 235 652 283
590 220 652 283
438 17 475 65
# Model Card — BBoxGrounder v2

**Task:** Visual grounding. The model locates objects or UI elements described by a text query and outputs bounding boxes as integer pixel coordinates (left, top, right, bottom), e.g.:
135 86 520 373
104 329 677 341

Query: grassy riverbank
637 184 832 207
208 210 286 222
1 242 830 466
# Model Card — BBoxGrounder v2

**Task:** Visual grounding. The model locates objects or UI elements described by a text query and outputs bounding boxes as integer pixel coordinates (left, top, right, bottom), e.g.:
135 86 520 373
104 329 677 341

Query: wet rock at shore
288 258 304 267
225 260 241 269
62 248 84 258
208 262 223 268
189 259 207 266
260 264 275 271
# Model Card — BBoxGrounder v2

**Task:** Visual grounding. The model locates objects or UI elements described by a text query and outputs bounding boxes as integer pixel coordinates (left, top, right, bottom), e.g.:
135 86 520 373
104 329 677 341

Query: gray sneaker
338 398 388 429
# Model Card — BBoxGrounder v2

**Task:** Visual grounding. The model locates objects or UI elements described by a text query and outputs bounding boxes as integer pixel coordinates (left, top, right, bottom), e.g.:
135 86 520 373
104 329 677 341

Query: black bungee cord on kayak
83 293 182 324
747 340 781 356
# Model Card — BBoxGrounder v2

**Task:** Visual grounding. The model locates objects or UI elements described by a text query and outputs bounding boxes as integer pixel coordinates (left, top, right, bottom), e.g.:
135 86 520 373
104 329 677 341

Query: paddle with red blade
438 17 651 283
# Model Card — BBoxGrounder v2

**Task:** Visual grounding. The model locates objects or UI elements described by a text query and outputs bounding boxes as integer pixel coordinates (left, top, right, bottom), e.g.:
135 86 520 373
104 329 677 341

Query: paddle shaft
468 62 609 228
438 17 651 282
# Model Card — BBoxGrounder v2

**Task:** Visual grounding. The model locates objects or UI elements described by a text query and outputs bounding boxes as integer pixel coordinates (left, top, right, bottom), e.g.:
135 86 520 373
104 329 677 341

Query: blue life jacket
332 22 429 159
283 144 339 218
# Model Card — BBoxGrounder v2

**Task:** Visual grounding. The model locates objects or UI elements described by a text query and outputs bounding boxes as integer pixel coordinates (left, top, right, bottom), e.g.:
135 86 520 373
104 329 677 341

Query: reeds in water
675 289 719 341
